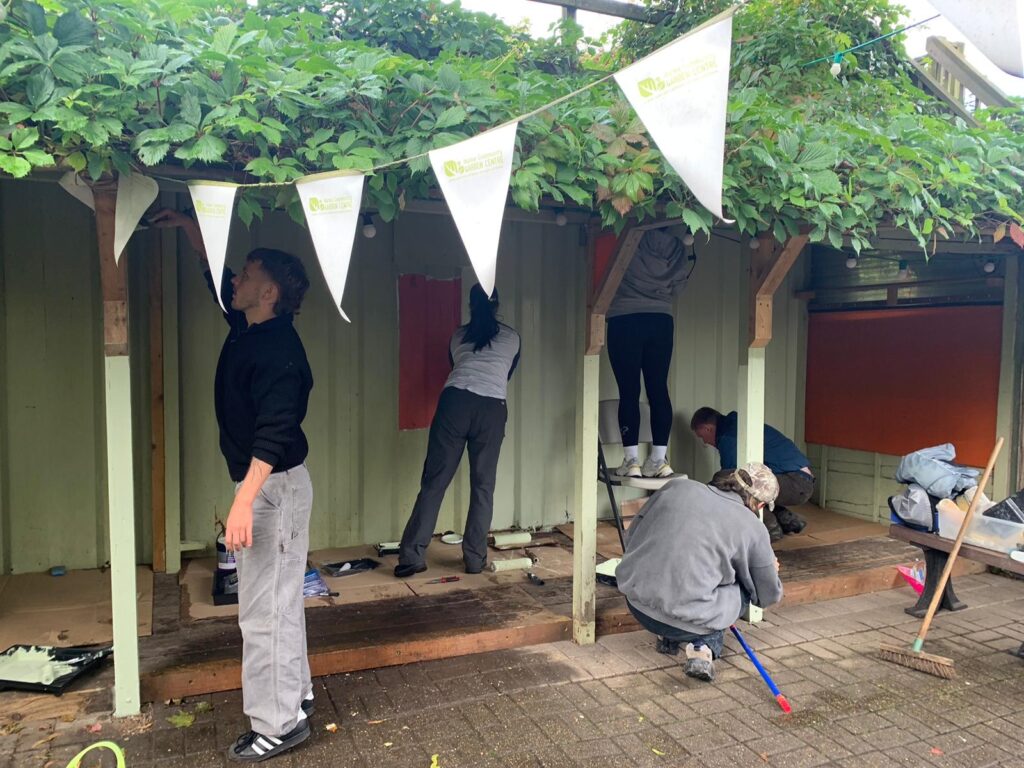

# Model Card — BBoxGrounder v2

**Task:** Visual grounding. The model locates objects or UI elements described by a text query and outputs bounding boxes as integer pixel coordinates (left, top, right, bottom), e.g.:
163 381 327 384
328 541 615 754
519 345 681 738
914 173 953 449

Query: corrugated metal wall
0 180 810 573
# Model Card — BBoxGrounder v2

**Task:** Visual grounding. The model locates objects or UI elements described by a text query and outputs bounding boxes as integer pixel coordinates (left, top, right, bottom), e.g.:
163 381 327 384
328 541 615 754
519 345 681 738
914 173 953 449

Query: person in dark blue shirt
690 407 813 541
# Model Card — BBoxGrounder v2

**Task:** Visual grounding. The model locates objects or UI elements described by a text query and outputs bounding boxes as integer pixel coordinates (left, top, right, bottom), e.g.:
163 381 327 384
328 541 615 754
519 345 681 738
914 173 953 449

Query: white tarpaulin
614 9 735 221
295 170 365 322
187 181 238 313
929 0 1024 77
429 121 519 297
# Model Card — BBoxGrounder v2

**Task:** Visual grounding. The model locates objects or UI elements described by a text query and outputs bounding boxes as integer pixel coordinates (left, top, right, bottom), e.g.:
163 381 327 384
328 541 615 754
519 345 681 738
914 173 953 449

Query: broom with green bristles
879 437 1003 679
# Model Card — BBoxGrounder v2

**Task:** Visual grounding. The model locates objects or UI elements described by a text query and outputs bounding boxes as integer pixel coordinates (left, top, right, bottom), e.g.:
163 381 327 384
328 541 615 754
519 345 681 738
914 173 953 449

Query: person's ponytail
462 283 500 352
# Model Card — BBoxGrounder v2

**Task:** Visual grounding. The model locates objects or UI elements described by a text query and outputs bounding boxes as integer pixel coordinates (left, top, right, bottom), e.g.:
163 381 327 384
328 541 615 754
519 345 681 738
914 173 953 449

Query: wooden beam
994 255 1019 499
161 192 183 575
526 0 666 23
795 275 1004 301
585 226 644 355
927 36 1013 109
93 181 140 716
149 231 166 573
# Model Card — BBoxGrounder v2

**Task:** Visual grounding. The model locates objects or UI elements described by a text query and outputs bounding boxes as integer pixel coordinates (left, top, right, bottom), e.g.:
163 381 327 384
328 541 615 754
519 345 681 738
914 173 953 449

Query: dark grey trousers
399 387 507 571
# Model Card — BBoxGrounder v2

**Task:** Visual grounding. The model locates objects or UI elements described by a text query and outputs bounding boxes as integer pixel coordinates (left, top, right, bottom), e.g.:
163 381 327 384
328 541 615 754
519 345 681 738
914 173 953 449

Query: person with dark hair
151 209 315 762
690 406 811 542
607 229 692 479
395 284 521 577
615 464 783 683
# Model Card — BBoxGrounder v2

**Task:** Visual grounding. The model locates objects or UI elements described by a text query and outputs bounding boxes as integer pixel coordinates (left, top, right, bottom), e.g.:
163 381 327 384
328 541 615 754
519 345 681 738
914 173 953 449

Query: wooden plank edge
141 615 570 701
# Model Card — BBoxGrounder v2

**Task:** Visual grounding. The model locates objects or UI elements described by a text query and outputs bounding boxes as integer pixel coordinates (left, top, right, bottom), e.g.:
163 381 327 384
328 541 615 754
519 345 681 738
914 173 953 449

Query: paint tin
216 534 236 571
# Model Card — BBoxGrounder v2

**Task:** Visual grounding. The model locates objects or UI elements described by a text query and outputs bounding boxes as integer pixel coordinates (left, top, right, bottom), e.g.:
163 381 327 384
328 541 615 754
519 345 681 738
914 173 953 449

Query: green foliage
0 0 1021 248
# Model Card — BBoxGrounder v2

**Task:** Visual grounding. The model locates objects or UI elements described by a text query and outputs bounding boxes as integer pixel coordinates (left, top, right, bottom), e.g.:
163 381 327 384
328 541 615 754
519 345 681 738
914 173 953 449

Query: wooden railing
910 36 1014 126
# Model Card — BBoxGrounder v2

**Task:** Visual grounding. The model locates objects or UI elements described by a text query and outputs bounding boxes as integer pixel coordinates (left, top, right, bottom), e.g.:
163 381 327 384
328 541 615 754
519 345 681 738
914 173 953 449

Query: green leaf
777 132 799 162
681 207 707 236
796 143 835 170
433 106 468 130
137 142 170 166
0 154 32 178
179 92 202 127
65 151 86 172
53 11 95 46
15 1 47 36
166 711 195 729
183 133 227 163
0 102 33 123
21 149 54 166
211 22 238 56
25 71 54 109
806 169 841 196
12 127 37 149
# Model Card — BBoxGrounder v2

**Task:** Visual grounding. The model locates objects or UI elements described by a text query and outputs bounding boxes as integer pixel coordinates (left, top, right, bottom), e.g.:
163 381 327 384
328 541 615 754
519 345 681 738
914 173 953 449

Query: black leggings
607 313 674 447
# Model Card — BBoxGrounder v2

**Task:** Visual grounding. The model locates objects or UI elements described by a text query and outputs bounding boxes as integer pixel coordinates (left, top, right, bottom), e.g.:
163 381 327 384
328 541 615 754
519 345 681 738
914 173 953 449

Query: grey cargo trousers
235 464 313 737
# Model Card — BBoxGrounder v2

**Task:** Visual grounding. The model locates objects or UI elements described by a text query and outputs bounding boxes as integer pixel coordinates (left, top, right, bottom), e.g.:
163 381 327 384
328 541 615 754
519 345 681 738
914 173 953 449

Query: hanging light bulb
830 53 843 78
554 210 568 227
897 259 909 279
845 255 858 269
361 213 377 239
983 259 996 273
748 236 760 250
682 232 695 247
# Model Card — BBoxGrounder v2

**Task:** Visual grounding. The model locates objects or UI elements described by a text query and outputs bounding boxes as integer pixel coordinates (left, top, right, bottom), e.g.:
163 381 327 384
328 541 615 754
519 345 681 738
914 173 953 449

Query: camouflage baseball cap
734 462 779 511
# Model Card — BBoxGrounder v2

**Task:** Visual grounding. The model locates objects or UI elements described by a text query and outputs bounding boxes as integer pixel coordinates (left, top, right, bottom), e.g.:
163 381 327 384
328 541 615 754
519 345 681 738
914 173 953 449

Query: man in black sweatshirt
152 209 315 762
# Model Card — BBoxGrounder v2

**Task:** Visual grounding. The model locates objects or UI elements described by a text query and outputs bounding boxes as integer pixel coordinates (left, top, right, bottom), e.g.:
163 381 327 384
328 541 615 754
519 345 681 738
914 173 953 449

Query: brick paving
2 573 1023 768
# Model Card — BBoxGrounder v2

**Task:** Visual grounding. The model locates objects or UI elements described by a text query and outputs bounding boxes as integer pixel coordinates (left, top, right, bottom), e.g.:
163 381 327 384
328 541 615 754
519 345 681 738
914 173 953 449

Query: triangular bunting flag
614 9 735 221
429 121 518 296
58 171 95 210
114 172 159 264
187 181 238 313
295 170 365 322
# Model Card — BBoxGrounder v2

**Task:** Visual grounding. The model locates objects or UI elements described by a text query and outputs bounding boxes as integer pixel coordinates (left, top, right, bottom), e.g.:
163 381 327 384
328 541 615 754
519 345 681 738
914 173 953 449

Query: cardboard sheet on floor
0 567 153 649
773 505 888 552
556 522 624 560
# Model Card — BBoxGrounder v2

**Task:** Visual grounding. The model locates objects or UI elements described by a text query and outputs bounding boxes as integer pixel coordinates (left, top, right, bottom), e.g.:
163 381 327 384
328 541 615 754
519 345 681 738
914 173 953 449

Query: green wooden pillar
572 353 599 645
95 185 141 716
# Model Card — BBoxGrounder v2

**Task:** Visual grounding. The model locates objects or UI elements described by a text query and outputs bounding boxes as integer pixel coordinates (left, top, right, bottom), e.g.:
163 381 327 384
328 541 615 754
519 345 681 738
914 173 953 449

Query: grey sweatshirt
616 479 783 634
606 229 690 318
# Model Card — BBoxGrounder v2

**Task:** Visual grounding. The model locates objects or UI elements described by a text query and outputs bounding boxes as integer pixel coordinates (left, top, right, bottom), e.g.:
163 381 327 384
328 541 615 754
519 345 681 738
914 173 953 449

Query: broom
879 437 1003 678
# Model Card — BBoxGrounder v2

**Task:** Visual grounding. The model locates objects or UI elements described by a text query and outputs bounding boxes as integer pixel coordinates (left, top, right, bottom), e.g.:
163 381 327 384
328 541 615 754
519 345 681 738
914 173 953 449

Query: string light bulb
897 259 909 279
983 259 996 273
682 232 695 246
830 53 843 78
361 213 376 239
845 255 858 269
748 236 760 250
554 210 568 227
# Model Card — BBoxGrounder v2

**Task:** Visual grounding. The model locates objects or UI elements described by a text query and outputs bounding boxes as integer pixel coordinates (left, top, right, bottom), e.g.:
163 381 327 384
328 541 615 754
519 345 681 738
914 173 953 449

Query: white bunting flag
114 172 159 264
187 181 238 313
429 121 518 297
614 10 735 221
295 170 365 322
927 0 1024 77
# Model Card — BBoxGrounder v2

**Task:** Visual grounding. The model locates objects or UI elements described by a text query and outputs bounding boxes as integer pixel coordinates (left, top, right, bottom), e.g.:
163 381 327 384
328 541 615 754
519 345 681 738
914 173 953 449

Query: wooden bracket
93 183 129 357
749 232 808 348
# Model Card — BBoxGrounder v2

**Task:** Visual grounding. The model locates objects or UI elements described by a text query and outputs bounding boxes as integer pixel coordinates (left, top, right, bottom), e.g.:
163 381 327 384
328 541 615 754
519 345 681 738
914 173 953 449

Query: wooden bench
889 525 1024 634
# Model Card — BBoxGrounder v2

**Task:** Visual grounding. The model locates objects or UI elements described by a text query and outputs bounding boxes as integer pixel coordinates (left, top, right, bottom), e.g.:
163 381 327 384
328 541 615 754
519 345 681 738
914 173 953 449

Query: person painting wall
616 464 783 683
395 284 522 577
691 407 812 542
607 229 692 479
152 209 316 763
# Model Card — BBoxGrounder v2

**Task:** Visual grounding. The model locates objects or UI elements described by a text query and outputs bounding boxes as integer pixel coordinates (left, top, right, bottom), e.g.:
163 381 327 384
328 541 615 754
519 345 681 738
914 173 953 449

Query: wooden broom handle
917 437 1004 643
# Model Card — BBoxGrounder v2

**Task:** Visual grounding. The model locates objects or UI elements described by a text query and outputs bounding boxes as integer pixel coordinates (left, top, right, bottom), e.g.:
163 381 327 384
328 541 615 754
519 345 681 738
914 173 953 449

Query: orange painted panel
805 306 1002 467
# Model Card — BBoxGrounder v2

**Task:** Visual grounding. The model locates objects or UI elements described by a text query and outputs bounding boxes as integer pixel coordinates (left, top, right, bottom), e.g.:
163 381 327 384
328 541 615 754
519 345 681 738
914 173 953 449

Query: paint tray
0 644 112 695
321 558 381 577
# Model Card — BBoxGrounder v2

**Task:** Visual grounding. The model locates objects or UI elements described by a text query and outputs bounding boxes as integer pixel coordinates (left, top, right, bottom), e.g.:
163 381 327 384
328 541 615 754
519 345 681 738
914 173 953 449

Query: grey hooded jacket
606 229 690 318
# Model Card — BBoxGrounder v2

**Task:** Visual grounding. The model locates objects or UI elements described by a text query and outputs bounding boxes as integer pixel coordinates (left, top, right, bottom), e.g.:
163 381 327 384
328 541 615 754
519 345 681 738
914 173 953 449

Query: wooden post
995 254 1019 499
161 194 182 575
94 184 141 716
149 232 166 573
572 353 599 645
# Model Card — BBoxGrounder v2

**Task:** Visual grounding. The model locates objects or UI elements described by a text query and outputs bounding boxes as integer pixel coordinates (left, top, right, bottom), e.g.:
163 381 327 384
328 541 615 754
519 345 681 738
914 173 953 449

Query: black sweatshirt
207 270 314 482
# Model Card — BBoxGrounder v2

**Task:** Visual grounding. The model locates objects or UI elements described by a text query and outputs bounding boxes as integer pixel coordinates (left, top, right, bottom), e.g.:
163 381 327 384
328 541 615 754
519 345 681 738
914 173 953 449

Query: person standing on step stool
690 406 812 542
606 229 692 479
395 284 521 578
616 464 783 683
151 210 315 762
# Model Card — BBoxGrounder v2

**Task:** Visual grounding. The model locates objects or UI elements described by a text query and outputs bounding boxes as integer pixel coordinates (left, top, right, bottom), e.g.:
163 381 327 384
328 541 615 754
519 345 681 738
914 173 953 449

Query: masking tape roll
491 531 532 547
488 557 533 572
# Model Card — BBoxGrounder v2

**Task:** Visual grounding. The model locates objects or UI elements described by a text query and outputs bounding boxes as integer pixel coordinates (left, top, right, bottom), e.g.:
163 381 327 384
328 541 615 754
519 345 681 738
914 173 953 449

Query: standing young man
152 210 315 762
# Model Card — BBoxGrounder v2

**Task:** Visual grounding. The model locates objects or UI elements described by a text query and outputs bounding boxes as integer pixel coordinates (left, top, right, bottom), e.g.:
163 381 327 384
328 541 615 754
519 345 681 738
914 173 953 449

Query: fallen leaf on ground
931 748 944 756
166 711 195 728
430 756 440 768
367 719 385 725
32 734 57 748
194 701 213 714
325 723 338 733
384 742 393 747
637 716 644 723
86 723 102 733
760 753 769 762
652 748 666 756
59 714 75 723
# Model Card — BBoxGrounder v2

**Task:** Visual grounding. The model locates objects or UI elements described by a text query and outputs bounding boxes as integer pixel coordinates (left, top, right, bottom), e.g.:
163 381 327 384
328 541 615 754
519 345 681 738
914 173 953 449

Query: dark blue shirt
716 411 810 475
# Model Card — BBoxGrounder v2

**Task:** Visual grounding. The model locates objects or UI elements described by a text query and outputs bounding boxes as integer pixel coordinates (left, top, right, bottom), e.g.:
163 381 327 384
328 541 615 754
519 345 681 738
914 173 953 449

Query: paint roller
490 531 532 548
488 557 533 573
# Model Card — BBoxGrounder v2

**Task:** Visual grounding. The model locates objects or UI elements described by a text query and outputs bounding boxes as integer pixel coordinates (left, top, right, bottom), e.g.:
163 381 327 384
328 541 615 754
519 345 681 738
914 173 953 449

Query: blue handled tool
730 625 792 713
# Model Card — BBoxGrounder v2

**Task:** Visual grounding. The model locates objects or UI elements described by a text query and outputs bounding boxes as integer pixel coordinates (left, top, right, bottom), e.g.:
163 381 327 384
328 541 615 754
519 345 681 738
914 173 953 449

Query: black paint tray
0 644 112 695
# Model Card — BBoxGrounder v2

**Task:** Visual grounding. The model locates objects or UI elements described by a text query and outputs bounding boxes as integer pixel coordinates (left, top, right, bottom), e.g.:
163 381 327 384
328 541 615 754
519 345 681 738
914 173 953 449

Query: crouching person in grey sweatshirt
616 463 783 682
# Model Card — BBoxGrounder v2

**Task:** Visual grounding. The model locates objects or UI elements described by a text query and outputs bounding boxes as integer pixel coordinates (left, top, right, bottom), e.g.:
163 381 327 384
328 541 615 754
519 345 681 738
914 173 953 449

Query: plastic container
216 534 236 571
937 503 1024 554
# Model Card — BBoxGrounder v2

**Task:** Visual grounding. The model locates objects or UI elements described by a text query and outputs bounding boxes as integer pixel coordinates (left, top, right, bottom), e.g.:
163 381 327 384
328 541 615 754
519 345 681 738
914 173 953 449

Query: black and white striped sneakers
226 717 310 762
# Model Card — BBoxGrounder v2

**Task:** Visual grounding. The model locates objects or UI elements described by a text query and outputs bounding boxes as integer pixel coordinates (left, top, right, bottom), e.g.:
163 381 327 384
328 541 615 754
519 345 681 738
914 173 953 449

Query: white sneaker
642 458 674 478
615 457 642 478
